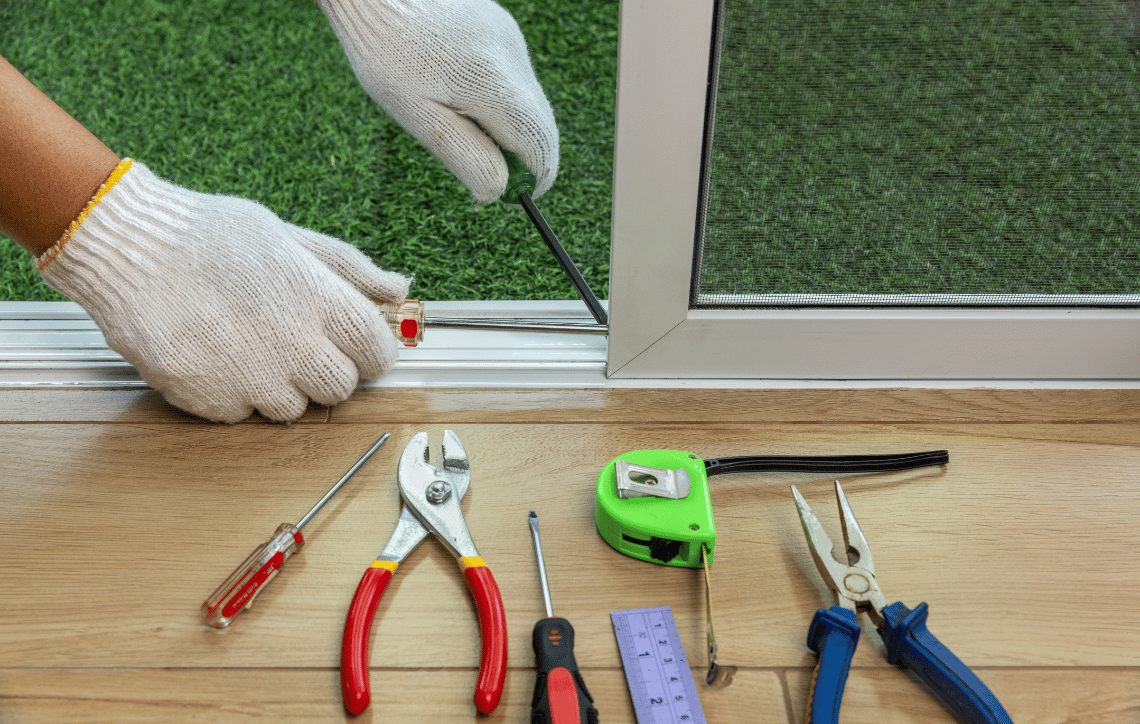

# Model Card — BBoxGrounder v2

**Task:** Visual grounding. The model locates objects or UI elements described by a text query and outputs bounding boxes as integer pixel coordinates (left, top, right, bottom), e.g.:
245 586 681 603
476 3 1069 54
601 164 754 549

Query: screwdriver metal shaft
530 511 554 618
528 511 598 724
502 151 608 327
297 432 390 529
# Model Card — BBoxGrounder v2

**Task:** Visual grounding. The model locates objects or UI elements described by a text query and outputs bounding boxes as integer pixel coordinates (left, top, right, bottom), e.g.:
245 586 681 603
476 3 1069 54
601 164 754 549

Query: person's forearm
0 56 121 256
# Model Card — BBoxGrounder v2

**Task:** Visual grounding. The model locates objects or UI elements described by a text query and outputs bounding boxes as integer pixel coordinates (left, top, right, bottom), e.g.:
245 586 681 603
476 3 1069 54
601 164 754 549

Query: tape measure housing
595 450 715 568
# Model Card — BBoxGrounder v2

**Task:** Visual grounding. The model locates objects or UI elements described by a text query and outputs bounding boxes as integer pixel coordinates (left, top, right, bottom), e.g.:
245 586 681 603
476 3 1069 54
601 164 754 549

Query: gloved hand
37 159 410 423
317 0 559 203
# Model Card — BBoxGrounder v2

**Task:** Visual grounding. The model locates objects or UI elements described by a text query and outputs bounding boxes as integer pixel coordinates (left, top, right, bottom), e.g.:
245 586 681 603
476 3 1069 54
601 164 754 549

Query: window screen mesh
694 0 1140 307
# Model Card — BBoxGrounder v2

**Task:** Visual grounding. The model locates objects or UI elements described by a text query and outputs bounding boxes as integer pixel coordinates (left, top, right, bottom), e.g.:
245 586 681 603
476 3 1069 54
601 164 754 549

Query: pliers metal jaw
397 430 478 561
792 481 1013 724
340 431 507 717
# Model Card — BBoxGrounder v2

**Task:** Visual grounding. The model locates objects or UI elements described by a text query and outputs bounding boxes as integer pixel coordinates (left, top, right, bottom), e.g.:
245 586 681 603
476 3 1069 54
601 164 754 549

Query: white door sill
0 300 609 389
4 301 1140 389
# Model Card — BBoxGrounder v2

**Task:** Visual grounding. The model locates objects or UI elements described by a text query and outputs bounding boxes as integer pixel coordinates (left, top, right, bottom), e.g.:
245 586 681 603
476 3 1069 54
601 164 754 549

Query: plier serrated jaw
398 430 477 559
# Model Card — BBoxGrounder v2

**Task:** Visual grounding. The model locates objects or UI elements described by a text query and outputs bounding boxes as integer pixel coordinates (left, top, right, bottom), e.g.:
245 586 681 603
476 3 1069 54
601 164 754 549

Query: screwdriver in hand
501 152 608 327
528 511 599 724
201 433 390 628
375 151 607 348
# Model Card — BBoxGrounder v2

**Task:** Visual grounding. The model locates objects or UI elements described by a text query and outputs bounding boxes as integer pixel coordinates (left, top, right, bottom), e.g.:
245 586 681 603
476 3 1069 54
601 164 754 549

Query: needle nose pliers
791 481 1013 724
340 430 508 716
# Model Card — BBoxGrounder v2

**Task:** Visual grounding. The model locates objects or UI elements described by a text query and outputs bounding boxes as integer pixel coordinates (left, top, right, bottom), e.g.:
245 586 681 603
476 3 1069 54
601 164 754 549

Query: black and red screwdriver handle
531 617 598 724
340 556 508 716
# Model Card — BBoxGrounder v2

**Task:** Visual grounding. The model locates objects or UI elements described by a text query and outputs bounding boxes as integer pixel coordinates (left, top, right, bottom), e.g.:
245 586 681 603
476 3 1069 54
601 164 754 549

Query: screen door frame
606 0 1140 381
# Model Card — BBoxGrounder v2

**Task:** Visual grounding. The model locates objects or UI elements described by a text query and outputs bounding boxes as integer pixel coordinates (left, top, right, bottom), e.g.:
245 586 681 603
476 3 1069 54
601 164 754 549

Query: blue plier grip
879 602 1013 724
806 606 861 724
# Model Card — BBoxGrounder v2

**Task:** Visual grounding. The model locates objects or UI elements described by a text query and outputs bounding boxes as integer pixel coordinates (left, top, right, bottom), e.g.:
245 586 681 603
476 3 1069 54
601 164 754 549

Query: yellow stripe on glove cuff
36 158 134 272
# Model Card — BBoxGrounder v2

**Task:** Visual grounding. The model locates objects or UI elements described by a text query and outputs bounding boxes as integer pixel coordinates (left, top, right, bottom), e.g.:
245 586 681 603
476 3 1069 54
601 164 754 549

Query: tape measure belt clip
615 460 692 500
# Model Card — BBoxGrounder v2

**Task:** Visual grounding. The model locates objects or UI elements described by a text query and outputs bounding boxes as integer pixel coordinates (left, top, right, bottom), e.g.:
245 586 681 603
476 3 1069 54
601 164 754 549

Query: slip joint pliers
340 430 507 716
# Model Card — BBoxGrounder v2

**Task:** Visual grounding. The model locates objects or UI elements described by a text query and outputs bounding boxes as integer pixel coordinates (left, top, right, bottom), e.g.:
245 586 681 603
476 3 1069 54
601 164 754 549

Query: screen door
693 0 1140 308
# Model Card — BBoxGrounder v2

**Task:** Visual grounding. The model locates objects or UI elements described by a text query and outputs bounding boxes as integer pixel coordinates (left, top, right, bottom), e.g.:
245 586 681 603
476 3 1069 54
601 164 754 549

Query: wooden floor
3 387 1139 723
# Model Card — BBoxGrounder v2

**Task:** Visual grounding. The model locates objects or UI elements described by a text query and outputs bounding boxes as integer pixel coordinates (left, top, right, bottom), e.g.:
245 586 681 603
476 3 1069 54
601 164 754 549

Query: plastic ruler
611 606 706 724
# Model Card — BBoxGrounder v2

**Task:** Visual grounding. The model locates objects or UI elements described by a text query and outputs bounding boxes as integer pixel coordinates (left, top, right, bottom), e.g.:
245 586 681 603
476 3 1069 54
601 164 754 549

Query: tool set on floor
198 430 1014 722
184 148 1021 719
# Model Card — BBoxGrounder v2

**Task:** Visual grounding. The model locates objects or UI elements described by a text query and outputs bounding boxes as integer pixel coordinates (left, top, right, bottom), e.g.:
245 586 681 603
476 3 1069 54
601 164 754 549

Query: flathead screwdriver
201 433 391 628
529 511 598 724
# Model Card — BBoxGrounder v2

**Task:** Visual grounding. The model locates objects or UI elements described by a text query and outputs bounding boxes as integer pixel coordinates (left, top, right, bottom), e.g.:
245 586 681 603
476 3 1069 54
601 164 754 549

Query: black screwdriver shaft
517 194 608 327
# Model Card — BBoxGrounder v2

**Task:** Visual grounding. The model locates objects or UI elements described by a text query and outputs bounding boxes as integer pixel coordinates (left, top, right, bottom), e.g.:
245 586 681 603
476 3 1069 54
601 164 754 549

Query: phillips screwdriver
528 511 598 724
201 433 390 628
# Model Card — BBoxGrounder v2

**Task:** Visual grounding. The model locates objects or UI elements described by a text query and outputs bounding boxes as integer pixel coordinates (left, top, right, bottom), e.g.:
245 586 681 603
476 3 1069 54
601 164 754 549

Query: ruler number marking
611 606 706 724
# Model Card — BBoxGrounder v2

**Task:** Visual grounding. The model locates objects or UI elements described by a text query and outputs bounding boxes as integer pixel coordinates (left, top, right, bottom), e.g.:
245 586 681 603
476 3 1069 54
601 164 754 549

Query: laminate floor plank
2 389 1136 722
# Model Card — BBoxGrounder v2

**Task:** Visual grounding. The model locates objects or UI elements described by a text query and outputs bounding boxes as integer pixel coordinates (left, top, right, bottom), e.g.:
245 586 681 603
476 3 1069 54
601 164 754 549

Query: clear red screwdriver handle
201 523 305 628
376 299 424 347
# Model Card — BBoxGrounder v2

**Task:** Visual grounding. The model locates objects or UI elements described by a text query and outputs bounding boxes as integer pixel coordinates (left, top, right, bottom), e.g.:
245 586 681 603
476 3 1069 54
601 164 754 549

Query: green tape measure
594 448 950 569
595 450 715 569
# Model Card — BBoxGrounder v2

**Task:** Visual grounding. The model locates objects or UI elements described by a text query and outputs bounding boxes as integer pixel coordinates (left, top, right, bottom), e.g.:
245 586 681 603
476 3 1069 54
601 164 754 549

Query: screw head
426 480 452 504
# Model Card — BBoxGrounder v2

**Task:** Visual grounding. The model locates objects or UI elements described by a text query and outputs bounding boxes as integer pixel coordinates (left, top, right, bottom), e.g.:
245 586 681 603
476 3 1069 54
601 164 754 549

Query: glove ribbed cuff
36 158 135 272
36 159 210 327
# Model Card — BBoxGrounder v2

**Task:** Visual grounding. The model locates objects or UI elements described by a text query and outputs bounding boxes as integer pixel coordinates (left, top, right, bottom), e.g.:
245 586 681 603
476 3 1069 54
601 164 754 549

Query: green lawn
7 1 1139 306
0 0 617 302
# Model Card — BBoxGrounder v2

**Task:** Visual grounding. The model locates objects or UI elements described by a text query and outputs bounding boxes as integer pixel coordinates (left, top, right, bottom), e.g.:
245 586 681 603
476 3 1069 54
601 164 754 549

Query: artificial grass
698 0 1140 300
0 0 617 302
8 1 1137 307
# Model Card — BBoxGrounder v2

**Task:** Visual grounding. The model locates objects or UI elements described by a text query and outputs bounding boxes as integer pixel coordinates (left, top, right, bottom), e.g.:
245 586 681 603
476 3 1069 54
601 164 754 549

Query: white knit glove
318 0 559 203
37 159 410 423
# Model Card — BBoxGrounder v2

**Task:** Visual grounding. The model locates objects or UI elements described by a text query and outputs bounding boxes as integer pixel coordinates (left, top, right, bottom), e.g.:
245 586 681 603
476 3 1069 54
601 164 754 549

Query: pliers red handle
340 431 508 716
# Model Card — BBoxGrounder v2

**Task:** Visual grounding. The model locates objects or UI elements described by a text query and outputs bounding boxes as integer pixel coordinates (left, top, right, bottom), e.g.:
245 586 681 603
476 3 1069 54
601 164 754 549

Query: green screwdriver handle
501 150 537 204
